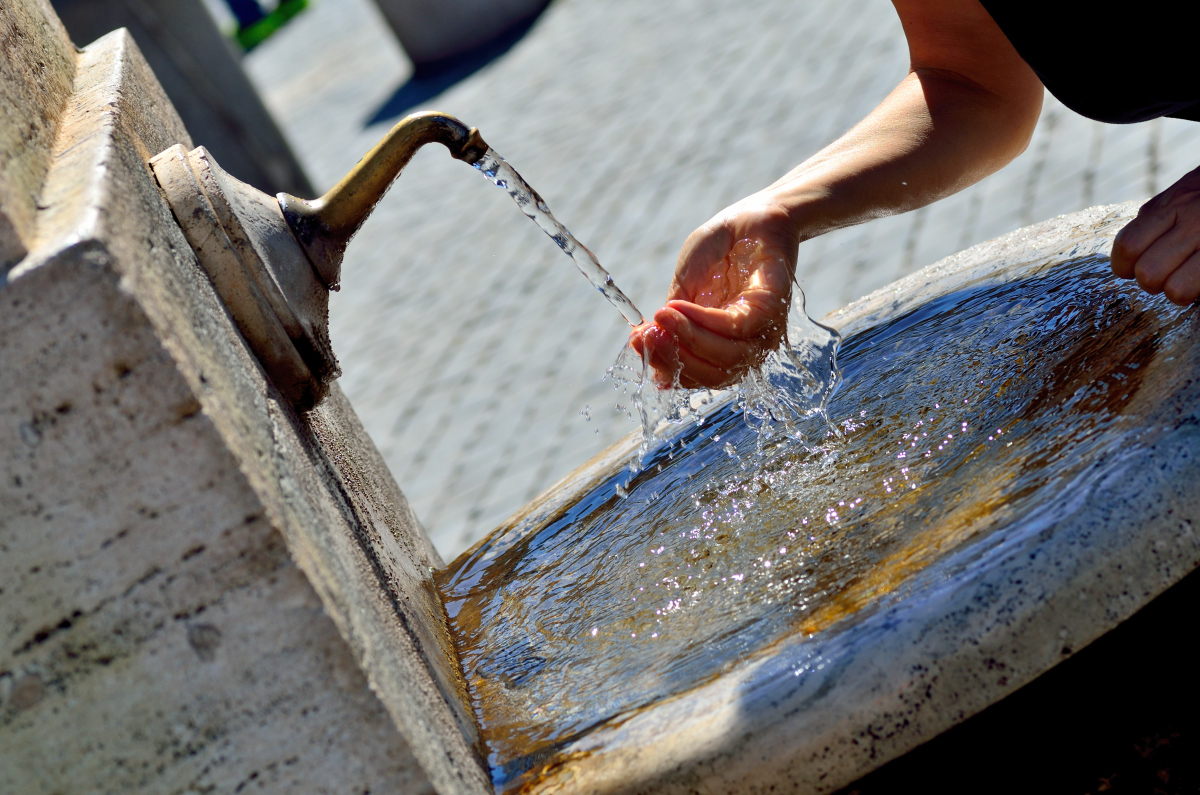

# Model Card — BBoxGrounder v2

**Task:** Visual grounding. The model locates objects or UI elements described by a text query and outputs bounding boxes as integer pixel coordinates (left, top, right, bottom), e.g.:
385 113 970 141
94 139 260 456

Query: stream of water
474 148 645 326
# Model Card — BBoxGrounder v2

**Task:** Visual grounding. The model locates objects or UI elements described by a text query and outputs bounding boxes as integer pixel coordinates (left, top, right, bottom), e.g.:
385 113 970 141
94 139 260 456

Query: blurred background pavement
216 0 1200 558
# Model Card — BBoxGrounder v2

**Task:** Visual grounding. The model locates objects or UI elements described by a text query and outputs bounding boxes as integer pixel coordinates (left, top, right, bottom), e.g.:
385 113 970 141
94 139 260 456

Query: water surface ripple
439 259 1194 791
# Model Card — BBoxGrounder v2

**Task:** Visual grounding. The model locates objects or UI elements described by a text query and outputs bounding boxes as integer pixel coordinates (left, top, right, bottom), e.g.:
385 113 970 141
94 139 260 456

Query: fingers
1126 220 1200 295
640 324 682 387
635 319 738 389
667 291 786 341
675 345 742 389
677 356 738 389
642 326 744 389
1112 202 1176 279
655 306 760 367
1111 167 1200 305
628 322 650 356
640 284 787 390
1163 250 1200 305
645 306 775 389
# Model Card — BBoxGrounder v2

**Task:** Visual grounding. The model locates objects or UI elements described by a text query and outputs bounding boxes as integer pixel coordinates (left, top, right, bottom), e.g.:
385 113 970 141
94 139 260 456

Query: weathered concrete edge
824 201 1144 338
15 30 491 795
520 202 1200 793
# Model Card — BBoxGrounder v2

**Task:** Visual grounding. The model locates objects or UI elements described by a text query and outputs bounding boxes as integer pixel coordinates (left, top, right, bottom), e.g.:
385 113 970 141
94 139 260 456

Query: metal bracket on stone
151 143 338 409
150 111 486 411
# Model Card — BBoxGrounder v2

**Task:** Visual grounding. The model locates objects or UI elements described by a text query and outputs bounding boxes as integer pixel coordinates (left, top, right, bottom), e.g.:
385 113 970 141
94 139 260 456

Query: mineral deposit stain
187 624 222 662
9 673 44 710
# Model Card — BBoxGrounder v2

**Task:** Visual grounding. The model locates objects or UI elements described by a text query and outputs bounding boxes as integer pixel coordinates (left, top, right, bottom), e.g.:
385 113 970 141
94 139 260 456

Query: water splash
605 271 842 465
741 284 842 449
473 148 841 458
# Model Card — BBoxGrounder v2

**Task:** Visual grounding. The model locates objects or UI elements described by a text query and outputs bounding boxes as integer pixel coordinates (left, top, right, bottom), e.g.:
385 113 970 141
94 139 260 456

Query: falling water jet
472 148 644 326
471 147 690 459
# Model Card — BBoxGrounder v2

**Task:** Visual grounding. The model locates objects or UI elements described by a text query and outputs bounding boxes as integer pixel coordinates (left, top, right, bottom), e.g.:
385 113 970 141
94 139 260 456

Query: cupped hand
1111 164 1200 305
630 196 800 389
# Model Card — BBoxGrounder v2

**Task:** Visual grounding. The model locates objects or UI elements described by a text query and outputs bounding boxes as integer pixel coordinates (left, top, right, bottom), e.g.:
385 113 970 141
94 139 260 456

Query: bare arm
632 0 1044 389
776 0 1044 236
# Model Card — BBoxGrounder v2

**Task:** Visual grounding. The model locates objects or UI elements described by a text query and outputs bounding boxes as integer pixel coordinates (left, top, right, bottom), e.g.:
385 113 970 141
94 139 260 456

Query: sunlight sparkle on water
439 260 1194 792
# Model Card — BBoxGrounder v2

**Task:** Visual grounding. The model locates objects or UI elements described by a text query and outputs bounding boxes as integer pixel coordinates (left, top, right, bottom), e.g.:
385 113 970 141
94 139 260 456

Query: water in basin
438 257 1194 791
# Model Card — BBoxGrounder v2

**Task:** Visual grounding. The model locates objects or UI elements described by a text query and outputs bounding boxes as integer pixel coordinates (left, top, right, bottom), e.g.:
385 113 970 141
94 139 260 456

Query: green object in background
236 0 308 51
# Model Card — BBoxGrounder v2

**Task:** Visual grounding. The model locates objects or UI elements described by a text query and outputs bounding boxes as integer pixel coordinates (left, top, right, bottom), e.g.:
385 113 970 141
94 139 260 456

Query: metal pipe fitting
278 111 488 290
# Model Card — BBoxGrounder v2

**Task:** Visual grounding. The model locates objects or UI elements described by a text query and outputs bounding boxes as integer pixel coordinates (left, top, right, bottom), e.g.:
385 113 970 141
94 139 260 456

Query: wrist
758 180 835 243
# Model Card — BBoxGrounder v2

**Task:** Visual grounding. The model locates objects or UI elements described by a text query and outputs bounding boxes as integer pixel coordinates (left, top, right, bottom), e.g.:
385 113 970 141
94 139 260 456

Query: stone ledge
2 13 485 794
0 0 75 269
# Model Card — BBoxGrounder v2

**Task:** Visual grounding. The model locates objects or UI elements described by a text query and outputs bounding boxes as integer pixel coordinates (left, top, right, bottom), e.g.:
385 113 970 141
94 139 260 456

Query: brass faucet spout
278 111 488 290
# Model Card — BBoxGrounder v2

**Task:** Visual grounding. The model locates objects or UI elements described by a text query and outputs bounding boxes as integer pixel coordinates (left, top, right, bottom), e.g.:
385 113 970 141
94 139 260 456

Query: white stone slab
1 7 483 792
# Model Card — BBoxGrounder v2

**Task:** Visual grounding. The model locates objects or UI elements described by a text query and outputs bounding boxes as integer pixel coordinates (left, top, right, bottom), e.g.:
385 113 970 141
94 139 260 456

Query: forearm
764 67 1043 242
637 0 1049 390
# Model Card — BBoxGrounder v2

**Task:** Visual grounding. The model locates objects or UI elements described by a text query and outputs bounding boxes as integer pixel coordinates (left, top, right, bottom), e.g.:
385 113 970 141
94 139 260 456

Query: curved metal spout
278 111 488 290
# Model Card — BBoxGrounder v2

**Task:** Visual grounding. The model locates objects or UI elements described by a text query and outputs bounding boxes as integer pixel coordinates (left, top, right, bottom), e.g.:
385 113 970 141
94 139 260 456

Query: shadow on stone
51 0 314 197
365 7 546 127
837 566 1200 794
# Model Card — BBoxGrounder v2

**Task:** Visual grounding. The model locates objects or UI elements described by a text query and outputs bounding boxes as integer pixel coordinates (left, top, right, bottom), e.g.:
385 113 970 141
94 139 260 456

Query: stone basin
437 201 1200 794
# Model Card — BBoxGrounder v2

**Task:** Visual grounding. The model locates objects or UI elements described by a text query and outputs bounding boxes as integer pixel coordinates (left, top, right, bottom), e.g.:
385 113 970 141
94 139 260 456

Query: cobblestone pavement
243 0 1200 559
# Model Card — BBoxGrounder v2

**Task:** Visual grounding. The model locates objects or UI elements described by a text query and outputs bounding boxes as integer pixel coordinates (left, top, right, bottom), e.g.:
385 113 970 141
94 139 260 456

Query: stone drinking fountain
149 114 1200 792
2 2 1198 791
430 203 1200 793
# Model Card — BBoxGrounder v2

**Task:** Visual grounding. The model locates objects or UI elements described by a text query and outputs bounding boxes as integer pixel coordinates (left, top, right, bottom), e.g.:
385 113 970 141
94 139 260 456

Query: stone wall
0 1 489 791
0 0 74 270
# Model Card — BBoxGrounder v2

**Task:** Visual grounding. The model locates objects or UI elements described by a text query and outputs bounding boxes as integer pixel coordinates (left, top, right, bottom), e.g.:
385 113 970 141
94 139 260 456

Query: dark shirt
979 2 1200 123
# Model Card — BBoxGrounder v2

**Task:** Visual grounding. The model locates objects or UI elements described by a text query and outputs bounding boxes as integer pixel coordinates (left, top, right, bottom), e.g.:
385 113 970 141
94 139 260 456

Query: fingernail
653 311 678 334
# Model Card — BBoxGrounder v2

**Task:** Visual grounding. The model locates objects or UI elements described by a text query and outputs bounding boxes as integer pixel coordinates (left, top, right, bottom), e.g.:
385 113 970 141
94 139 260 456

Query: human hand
629 196 799 389
1111 165 1200 305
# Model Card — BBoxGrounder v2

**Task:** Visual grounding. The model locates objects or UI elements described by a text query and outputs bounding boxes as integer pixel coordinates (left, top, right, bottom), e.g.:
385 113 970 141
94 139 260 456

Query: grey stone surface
1 7 476 792
373 0 548 65
0 0 74 270
243 0 1200 561
52 0 314 197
